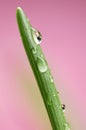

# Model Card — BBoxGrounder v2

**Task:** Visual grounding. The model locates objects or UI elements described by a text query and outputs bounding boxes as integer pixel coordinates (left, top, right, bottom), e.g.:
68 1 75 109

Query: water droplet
32 47 37 54
35 31 42 43
32 28 42 45
40 54 44 58
49 75 54 83
64 122 70 130
37 56 47 73
61 104 66 112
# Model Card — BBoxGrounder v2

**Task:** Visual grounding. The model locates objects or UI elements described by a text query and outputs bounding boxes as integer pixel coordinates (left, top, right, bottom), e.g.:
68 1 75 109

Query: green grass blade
16 7 70 130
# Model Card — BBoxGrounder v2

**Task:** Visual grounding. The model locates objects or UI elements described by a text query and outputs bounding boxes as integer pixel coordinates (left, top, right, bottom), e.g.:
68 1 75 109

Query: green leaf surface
16 7 70 130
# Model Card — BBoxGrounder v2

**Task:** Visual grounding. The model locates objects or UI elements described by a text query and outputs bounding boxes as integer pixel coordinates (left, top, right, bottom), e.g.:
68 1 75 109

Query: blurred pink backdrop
0 0 86 130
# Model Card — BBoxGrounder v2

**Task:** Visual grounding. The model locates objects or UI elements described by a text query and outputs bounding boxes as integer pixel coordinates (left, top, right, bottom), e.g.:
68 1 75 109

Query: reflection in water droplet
49 75 54 83
64 122 70 130
61 104 66 112
37 56 47 73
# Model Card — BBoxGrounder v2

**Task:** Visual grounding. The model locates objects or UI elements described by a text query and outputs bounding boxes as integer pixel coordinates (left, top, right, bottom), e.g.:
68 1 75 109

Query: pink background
0 0 86 130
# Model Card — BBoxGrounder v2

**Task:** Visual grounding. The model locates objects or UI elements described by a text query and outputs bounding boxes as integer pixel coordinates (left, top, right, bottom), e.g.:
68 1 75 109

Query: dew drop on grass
40 54 44 58
64 122 70 130
37 56 47 73
32 28 42 45
49 75 54 83
35 31 42 44
32 47 37 54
